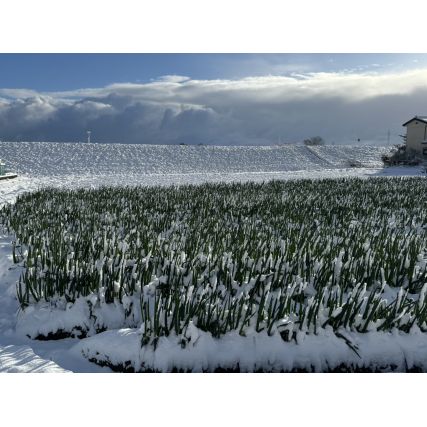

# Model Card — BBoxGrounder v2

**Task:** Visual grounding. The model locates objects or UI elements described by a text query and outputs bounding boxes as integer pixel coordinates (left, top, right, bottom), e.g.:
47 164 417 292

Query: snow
0 234 108 372
0 141 425 208
0 345 70 373
74 325 427 372
0 141 401 206
0 141 426 372
0 141 390 177
15 295 133 340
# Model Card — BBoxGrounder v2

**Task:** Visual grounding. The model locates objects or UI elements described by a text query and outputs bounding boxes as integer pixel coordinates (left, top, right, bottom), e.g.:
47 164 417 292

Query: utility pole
87 131 91 144
387 129 390 145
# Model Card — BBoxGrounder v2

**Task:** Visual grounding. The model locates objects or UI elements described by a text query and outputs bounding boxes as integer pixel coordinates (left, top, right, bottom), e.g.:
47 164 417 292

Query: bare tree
304 136 325 146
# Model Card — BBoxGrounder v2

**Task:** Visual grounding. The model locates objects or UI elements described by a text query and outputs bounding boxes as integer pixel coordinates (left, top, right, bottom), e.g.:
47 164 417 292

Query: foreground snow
74 326 427 372
0 345 70 373
0 235 108 372
0 141 426 372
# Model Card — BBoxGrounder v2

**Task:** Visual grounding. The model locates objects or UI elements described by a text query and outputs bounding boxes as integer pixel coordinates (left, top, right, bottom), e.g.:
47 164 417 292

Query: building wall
406 120 427 154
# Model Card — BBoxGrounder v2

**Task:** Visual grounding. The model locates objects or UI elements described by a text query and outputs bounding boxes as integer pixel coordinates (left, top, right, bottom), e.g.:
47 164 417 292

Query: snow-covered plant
2 177 427 343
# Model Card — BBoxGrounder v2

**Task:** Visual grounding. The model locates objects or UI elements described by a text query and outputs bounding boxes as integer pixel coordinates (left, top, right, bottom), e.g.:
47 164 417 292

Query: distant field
0 141 390 177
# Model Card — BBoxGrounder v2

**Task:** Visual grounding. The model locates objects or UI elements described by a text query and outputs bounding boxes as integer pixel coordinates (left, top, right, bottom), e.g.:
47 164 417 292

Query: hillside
0 141 390 177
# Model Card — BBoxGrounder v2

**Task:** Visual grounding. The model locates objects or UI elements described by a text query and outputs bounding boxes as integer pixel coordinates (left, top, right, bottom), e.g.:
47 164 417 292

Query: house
402 116 427 155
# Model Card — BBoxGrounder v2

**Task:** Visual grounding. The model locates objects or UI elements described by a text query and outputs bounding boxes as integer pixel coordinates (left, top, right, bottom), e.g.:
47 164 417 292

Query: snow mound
75 326 427 373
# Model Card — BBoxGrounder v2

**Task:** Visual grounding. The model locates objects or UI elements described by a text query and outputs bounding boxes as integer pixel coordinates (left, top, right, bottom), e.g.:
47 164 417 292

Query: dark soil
32 326 88 340
86 357 427 373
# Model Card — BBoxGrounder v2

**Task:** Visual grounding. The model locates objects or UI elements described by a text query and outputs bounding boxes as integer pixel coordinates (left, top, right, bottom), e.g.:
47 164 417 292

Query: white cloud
154 75 191 83
31 68 427 102
0 88 41 99
1 68 427 144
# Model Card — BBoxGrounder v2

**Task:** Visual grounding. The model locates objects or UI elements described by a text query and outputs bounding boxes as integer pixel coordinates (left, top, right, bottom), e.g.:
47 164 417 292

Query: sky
1 53 427 145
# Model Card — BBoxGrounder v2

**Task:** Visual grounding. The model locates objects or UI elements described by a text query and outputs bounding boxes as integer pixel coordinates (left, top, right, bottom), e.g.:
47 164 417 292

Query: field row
1 178 427 348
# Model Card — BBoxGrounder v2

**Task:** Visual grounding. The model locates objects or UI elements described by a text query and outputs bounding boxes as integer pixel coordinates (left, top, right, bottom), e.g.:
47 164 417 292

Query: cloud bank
1 68 427 145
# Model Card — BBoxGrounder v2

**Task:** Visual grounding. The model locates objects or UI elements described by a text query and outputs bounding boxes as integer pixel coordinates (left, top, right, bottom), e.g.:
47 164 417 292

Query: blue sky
1 53 427 91
1 53 427 145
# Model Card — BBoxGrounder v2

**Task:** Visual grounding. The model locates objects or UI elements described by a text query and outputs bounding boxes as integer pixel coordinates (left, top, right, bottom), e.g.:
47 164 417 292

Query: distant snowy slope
0 142 390 177
0 142 397 207
307 145 391 168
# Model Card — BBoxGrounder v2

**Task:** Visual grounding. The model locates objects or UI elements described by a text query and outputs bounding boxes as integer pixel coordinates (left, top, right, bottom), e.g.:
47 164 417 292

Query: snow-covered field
0 141 405 206
0 141 426 373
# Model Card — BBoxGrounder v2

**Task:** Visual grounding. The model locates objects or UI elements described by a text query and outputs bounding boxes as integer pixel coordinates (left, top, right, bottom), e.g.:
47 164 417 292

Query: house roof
402 116 427 126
